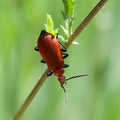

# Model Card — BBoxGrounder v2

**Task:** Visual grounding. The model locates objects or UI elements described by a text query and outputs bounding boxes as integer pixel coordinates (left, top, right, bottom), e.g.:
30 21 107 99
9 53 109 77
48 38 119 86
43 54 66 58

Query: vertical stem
64 0 108 48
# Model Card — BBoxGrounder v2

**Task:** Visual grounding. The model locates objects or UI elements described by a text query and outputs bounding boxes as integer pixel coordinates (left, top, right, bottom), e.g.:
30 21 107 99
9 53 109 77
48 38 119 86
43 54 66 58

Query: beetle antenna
61 85 68 103
66 74 89 81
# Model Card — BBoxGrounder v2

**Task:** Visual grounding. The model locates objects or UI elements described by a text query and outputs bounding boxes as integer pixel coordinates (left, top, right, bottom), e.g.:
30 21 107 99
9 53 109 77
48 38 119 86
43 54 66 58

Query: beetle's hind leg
47 71 54 76
47 64 69 77
63 64 69 68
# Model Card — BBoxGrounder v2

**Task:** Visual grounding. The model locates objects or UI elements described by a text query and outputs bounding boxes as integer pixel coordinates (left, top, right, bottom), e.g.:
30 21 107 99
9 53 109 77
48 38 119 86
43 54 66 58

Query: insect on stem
13 0 108 119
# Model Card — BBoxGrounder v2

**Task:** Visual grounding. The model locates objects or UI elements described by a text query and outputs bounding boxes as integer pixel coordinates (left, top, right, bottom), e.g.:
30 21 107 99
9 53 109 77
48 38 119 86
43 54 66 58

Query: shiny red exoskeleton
34 30 88 93
34 30 69 87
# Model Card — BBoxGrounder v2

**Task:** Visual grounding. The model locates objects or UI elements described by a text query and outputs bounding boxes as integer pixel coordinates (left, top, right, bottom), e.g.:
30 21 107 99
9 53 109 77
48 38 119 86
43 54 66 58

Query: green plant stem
13 0 108 119
64 0 108 48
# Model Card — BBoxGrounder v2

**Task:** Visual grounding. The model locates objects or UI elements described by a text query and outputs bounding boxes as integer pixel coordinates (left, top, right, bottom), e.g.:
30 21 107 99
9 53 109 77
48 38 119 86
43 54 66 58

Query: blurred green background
0 0 120 120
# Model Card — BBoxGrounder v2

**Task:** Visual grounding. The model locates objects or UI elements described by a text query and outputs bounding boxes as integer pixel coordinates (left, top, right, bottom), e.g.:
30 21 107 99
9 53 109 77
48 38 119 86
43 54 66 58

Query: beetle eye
40 30 46 35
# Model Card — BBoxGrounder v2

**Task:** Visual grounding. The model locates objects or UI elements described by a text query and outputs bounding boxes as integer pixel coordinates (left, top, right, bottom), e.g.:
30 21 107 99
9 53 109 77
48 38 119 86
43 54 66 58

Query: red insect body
37 30 66 85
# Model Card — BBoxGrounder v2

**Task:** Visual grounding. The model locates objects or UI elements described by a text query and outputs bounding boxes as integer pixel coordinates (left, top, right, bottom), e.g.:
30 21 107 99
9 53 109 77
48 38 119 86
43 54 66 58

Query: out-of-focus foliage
61 0 79 45
61 0 75 39
0 0 120 120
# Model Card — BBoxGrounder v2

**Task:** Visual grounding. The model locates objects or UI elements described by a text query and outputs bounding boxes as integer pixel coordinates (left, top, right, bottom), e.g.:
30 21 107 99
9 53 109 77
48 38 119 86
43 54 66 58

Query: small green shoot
44 14 59 36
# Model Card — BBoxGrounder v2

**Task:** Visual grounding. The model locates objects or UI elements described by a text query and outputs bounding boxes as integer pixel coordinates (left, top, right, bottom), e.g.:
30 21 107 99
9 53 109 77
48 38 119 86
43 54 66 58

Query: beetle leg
56 33 58 39
47 64 69 77
41 59 53 76
34 46 39 51
62 53 69 59
61 47 67 52
56 33 67 52
47 71 54 76
41 59 46 63
58 41 67 52
63 64 69 68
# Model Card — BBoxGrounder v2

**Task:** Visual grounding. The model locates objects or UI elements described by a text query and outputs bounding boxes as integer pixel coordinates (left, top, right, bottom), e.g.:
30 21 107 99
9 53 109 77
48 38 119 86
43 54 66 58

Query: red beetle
34 30 88 92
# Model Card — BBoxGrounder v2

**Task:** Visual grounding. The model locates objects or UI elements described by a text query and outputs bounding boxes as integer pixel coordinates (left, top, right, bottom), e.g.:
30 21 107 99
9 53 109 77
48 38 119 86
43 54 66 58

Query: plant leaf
44 14 59 36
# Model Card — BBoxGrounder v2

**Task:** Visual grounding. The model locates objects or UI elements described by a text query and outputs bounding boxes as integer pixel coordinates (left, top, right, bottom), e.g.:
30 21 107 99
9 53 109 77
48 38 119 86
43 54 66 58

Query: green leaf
44 14 59 36
60 25 68 37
